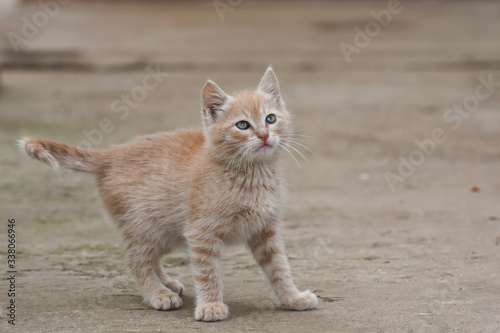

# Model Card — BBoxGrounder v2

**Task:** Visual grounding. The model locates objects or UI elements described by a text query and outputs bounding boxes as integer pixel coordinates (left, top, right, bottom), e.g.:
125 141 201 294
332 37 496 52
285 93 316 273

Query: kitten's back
95 129 206 230
97 129 205 177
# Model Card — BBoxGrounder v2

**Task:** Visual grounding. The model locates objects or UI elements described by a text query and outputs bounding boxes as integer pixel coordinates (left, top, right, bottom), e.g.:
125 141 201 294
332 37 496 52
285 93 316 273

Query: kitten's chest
190 164 285 241
231 184 280 216
219 171 284 237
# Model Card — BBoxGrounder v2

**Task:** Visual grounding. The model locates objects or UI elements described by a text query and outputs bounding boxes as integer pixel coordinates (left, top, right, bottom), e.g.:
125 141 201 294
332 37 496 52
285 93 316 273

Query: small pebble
470 186 480 193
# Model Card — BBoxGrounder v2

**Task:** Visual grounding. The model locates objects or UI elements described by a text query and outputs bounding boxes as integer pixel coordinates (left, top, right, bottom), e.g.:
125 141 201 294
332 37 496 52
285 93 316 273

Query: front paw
147 292 182 311
283 290 318 311
195 303 229 322
165 279 185 296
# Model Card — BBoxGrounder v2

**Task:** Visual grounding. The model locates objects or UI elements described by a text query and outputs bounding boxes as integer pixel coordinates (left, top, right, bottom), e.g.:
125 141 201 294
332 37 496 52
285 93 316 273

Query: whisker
283 138 317 157
213 142 242 162
227 144 248 173
291 132 316 137
234 144 251 176
291 129 317 139
289 136 317 144
279 143 301 168
281 141 309 163
239 146 252 178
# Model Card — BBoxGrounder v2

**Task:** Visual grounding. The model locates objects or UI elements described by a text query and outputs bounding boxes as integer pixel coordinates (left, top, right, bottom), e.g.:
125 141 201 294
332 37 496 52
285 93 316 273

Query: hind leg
127 246 182 311
155 261 185 296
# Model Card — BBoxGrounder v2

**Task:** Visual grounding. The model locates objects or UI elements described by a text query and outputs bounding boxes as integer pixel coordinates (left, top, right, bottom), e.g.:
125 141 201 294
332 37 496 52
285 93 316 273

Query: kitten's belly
99 174 190 246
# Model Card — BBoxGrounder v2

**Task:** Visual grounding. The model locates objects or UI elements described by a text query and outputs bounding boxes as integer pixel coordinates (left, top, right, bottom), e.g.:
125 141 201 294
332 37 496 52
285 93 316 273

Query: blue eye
266 114 276 124
236 121 250 130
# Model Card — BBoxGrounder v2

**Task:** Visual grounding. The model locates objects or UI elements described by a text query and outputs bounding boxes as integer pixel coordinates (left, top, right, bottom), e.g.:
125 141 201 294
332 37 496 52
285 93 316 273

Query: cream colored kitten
20 66 318 321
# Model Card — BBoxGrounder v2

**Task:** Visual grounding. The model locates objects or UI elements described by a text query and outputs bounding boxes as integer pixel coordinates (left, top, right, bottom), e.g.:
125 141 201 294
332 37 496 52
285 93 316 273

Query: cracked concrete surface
0 1 500 332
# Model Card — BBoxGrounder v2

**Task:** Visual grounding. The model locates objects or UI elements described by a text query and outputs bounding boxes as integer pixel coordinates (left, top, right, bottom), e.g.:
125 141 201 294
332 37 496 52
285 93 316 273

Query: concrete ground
1 1 500 332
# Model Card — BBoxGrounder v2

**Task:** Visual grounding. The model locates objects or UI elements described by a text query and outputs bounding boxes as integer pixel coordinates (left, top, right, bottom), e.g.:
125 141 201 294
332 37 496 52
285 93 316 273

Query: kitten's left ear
202 79 228 122
258 65 282 105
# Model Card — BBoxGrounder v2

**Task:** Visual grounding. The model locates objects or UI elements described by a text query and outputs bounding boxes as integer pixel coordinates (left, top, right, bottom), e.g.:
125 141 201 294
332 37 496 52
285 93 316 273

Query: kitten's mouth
258 143 272 151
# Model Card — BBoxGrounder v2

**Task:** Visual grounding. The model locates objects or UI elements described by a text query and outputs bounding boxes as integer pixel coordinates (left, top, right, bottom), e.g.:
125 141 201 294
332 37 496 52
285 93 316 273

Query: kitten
19 66 318 321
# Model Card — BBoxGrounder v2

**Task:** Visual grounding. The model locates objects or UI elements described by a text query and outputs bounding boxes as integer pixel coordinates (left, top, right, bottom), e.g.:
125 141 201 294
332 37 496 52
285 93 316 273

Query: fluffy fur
19 66 318 321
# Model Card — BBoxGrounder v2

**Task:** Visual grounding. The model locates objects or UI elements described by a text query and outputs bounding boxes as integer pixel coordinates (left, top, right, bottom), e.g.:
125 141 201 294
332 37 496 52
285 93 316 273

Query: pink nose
259 132 269 143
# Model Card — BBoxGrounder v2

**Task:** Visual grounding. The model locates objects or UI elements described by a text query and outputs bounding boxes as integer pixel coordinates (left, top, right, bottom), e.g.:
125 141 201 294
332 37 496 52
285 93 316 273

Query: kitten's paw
283 290 318 311
165 279 185 296
195 303 229 322
147 292 182 311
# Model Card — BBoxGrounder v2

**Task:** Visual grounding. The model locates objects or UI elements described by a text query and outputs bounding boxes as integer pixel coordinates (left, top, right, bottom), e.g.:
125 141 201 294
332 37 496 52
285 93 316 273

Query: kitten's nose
258 132 269 143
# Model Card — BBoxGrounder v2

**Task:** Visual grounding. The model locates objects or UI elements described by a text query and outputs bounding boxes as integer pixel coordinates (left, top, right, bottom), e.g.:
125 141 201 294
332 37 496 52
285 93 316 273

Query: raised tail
19 137 103 173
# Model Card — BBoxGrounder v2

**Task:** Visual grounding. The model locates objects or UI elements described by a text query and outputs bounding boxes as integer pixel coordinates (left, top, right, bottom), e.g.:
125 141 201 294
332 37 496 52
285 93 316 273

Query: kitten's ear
258 65 282 105
202 79 228 121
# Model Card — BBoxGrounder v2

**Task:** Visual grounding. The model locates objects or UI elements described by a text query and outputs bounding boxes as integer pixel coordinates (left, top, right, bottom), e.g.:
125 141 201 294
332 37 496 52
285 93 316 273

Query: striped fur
19 66 318 321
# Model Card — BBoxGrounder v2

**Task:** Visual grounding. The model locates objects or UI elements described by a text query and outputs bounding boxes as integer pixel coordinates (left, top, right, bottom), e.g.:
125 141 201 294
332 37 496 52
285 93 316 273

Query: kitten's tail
18 137 103 173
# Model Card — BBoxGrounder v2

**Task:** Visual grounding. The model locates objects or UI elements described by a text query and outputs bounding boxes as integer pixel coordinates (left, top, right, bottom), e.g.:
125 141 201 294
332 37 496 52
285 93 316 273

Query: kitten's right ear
258 65 282 106
202 80 228 122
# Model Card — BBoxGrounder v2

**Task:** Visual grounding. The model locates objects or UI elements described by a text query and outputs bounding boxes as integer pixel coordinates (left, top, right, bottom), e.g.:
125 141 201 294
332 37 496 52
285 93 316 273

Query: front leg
248 228 318 311
188 235 228 322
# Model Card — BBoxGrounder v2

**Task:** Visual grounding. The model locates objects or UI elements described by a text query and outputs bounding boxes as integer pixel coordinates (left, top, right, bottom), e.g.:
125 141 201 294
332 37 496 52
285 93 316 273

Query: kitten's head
200 66 292 167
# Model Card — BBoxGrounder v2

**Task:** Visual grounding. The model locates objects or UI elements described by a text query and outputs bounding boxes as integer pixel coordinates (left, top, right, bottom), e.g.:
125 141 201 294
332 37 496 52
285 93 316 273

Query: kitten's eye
236 121 250 130
266 114 277 124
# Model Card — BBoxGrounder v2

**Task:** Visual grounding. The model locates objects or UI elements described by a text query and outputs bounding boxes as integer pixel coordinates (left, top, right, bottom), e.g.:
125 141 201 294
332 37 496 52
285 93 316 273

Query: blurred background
1 0 500 332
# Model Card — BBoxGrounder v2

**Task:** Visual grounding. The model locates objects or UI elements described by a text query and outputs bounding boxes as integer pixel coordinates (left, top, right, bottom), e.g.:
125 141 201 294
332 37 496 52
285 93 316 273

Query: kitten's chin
252 144 279 161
